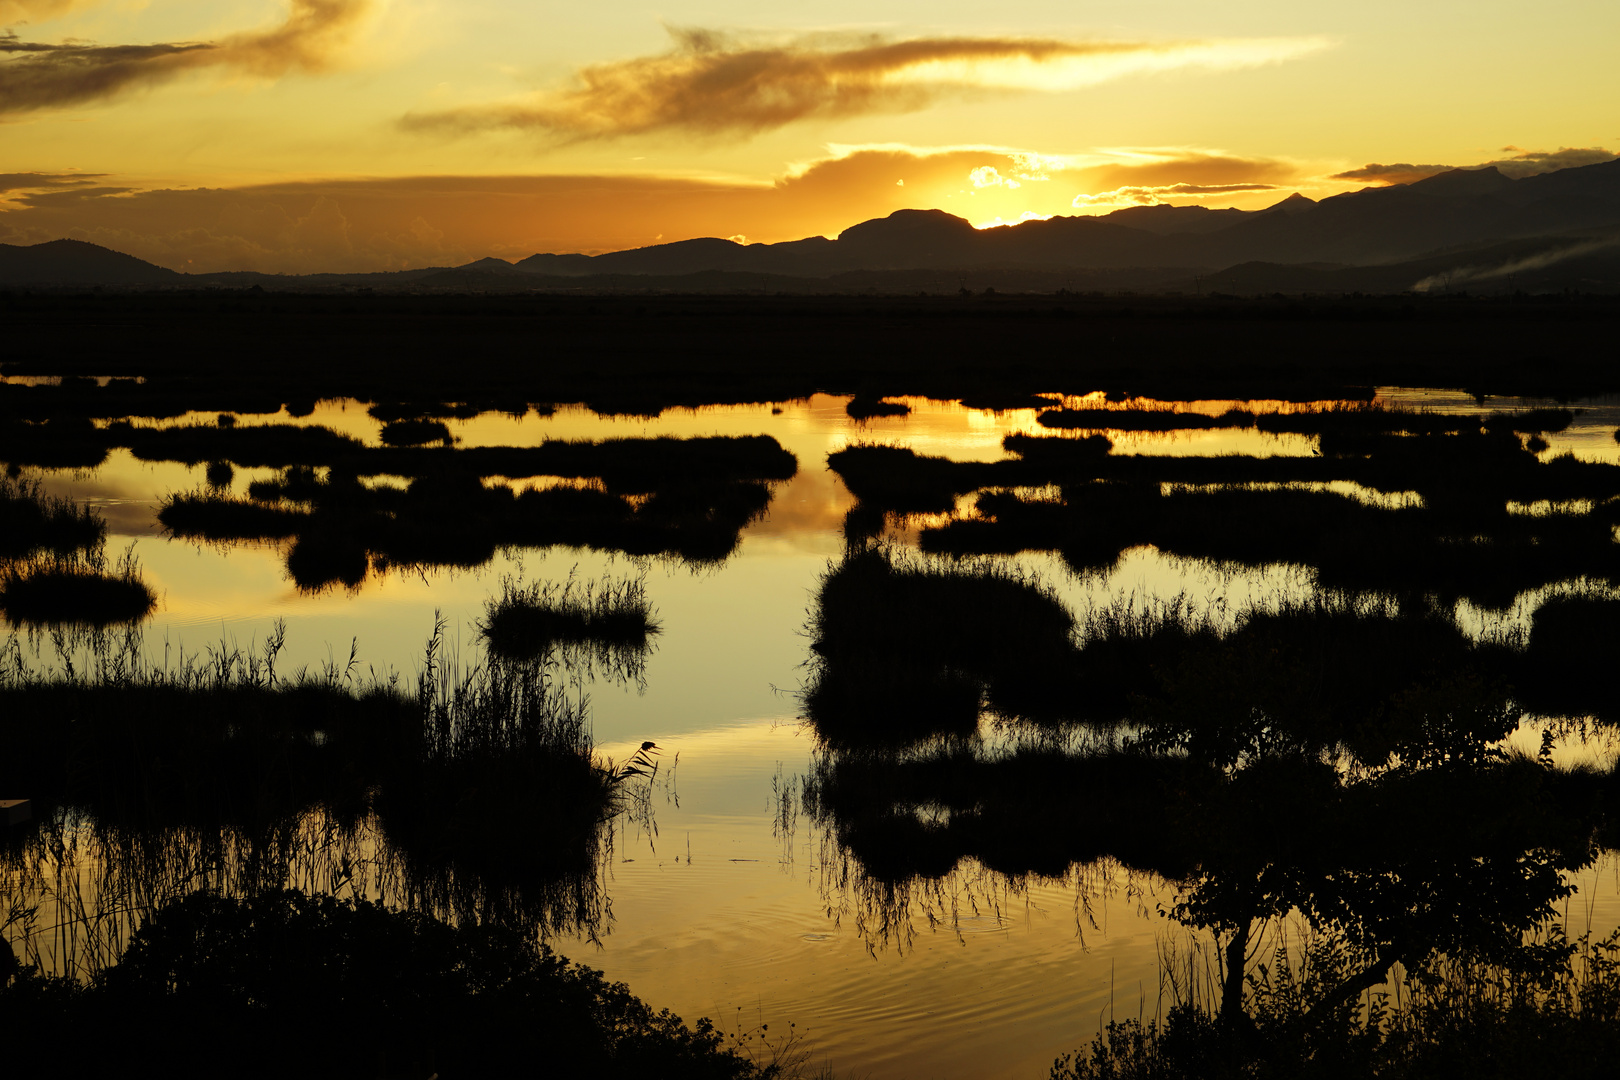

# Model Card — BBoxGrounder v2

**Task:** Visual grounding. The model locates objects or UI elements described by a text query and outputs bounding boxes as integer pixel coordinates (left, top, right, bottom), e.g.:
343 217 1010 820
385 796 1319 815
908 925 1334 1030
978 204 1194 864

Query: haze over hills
3 161 1619 293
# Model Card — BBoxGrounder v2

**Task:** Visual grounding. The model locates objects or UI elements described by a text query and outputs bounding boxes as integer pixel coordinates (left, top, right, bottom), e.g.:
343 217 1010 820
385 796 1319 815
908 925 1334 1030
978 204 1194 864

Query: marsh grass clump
0 547 155 627
1037 406 1255 431
828 443 1045 513
846 396 911 420
352 436 795 493
480 572 660 673
379 418 454 446
802 546 1079 743
1483 408 1577 434
368 401 482 422
245 463 331 504
285 529 371 592
371 620 631 933
113 420 368 467
0 416 110 470
1517 593 1620 722
159 490 310 541
203 460 234 489
1254 401 1468 436
0 475 105 559
920 483 1154 570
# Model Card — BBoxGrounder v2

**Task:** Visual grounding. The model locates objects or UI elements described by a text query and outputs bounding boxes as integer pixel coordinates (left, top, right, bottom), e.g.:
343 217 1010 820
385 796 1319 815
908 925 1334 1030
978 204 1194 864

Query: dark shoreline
4 291 1619 408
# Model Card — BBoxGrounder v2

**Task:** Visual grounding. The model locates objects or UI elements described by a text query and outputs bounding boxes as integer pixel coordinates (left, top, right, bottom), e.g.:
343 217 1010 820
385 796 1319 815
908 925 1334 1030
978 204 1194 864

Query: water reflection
1 600 663 978
7 388 1620 1078
793 420 1620 1062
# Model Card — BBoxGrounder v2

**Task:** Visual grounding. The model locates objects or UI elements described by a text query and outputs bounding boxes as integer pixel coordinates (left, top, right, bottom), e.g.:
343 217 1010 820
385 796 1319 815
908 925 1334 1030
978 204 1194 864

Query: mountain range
4 160 1620 293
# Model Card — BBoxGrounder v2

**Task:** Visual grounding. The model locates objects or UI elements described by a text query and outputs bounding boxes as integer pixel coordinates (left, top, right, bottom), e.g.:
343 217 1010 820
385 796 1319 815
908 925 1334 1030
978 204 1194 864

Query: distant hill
502 160 1620 279
0 239 181 285
4 159 1619 294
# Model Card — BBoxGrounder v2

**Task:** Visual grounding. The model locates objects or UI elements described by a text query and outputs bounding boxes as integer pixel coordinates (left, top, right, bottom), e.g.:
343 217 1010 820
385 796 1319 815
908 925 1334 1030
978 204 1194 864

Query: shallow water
9 388 1620 1078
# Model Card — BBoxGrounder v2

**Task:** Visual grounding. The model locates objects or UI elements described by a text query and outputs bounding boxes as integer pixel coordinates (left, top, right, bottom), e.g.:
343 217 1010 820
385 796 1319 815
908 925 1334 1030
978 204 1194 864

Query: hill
0 239 182 285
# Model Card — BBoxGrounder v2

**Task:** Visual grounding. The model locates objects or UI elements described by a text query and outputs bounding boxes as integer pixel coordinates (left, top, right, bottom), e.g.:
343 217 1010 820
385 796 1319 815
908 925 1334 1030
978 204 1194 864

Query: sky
1 0 1617 272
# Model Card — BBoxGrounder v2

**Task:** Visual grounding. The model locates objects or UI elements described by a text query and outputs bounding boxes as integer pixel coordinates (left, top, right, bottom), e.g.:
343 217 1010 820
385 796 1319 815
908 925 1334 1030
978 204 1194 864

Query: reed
479 570 661 666
1253 401 1469 436
159 489 310 540
1037 406 1255 431
0 546 155 627
0 474 105 558
0 616 655 948
113 420 368 467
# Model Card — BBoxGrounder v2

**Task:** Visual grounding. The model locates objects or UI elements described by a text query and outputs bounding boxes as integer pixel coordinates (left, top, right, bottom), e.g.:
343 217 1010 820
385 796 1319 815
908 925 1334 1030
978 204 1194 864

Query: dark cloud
401 27 1327 141
1080 153 1302 190
1329 162 1452 185
1489 146 1617 178
0 0 370 114
11 183 135 205
1072 181 1278 207
0 170 108 192
1332 146 1616 186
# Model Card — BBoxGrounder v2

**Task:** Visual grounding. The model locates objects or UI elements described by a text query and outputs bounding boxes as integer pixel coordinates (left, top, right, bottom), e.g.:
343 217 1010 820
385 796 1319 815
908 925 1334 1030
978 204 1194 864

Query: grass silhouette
480 571 660 664
0 475 104 559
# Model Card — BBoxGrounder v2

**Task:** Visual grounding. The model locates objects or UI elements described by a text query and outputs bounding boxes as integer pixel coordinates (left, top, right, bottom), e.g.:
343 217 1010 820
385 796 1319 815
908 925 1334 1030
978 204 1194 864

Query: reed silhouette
1038 406 1256 431
0 614 659 954
0 551 156 627
0 475 104 558
0 481 155 626
479 571 660 685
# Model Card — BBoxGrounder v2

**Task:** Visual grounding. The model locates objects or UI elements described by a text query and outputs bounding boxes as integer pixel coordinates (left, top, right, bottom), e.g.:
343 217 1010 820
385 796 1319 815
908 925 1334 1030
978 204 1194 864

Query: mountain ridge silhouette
4 161 1619 291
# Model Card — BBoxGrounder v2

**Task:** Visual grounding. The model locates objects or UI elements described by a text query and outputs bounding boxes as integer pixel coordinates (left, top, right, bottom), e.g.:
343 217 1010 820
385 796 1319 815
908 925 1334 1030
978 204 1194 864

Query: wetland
5 352 1620 1078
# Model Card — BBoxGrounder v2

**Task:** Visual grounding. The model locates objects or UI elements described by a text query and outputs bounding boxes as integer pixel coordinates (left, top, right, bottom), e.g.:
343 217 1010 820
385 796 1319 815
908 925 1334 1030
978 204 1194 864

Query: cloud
1330 162 1452 185
0 0 371 114
0 170 108 192
1072 182 1278 207
1078 151 1300 189
400 26 1331 140
1060 151 1299 210
1332 146 1616 186
969 166 1019 189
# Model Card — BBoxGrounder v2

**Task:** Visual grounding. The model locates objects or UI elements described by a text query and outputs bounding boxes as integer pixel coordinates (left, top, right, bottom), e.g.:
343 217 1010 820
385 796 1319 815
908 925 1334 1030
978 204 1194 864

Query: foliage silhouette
2 889 768 1080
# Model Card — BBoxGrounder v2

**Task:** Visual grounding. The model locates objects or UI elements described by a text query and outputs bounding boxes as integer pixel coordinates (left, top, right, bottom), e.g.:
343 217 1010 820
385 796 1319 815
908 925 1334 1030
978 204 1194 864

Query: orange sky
2 0 1616 272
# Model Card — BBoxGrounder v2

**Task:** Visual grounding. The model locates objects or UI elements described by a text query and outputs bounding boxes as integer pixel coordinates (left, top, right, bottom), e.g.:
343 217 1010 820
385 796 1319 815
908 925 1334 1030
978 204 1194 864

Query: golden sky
2 0 1616 271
